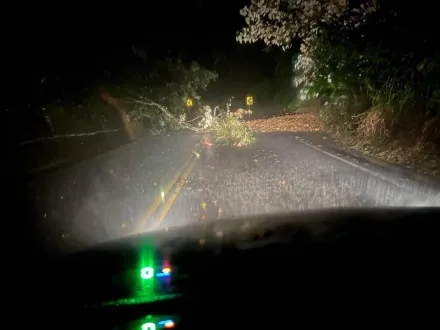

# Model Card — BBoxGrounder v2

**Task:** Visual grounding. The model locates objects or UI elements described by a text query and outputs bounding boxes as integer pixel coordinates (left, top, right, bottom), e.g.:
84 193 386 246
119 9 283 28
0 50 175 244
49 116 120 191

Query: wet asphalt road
161 132 440 229
26 132 440 257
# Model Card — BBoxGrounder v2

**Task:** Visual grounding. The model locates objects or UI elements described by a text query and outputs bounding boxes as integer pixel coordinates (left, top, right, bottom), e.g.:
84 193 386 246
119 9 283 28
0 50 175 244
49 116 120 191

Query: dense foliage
237 0 440 146
119 57 218 134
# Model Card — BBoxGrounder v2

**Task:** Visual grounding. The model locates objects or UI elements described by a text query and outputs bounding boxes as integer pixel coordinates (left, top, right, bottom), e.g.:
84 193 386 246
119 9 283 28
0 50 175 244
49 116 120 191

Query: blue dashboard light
156 272 171 277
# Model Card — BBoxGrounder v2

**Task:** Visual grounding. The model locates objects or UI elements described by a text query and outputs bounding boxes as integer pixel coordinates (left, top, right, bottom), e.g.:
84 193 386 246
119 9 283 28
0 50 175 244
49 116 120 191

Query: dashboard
34 207 440 329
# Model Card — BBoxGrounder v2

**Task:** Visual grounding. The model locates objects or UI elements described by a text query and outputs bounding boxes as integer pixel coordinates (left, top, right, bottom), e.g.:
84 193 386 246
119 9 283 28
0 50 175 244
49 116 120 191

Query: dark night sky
12 1 251 71
6 0 278 108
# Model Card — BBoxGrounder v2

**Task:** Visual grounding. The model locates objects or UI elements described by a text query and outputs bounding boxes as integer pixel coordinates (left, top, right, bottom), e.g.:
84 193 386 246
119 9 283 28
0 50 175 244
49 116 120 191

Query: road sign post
246 96 253 109
186 97 193 118
246 96 253 118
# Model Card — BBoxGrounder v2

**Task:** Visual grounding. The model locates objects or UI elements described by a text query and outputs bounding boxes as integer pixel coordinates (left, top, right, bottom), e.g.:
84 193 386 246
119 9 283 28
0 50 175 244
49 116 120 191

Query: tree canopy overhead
237 0 378 85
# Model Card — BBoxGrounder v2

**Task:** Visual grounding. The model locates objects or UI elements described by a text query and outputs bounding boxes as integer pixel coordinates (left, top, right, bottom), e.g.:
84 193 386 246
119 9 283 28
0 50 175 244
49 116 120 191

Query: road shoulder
294 132 440 190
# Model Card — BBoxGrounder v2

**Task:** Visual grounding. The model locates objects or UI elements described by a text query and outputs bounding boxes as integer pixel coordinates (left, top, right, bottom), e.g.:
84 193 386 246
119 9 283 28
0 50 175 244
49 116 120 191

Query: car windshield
9 0 440 258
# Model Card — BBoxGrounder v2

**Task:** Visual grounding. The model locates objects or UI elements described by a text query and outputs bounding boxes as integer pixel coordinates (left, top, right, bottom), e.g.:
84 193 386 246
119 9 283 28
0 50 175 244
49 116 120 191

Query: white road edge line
294 135 406 190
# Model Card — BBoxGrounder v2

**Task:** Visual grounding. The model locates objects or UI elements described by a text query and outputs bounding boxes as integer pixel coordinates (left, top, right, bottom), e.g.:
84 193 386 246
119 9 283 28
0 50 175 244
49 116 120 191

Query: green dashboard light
140 267 154 279
142 322 156 330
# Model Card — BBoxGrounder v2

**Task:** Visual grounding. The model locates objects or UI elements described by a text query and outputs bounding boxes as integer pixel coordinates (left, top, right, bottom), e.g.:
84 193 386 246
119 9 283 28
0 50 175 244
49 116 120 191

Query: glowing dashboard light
142 322 156 330
155 266 172 277
158 320 175 328
156 272 170 277
164 321 175 328
140 267 154 279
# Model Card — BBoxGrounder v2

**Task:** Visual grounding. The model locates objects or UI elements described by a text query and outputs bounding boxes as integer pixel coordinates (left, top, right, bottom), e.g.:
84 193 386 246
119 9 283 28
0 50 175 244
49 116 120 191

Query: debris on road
246 113 322 132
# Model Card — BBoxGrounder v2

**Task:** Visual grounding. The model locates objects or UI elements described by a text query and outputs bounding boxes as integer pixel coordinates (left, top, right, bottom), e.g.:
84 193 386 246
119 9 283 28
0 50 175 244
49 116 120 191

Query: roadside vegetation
237 0 440 176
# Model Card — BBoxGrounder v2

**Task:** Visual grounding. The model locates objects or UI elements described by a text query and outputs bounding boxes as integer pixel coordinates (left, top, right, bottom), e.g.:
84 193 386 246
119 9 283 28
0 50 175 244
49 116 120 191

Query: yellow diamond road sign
186 98 193 107
246 96 253 106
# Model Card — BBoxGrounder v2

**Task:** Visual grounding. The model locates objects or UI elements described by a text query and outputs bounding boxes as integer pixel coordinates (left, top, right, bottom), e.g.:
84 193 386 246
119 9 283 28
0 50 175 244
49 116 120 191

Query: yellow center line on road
152 156 198 229
129 155 194 236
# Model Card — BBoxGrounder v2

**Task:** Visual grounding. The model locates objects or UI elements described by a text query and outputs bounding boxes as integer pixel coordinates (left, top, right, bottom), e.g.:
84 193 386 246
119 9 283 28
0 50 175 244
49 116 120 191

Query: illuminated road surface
26 132 440 257
160 132 440 230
